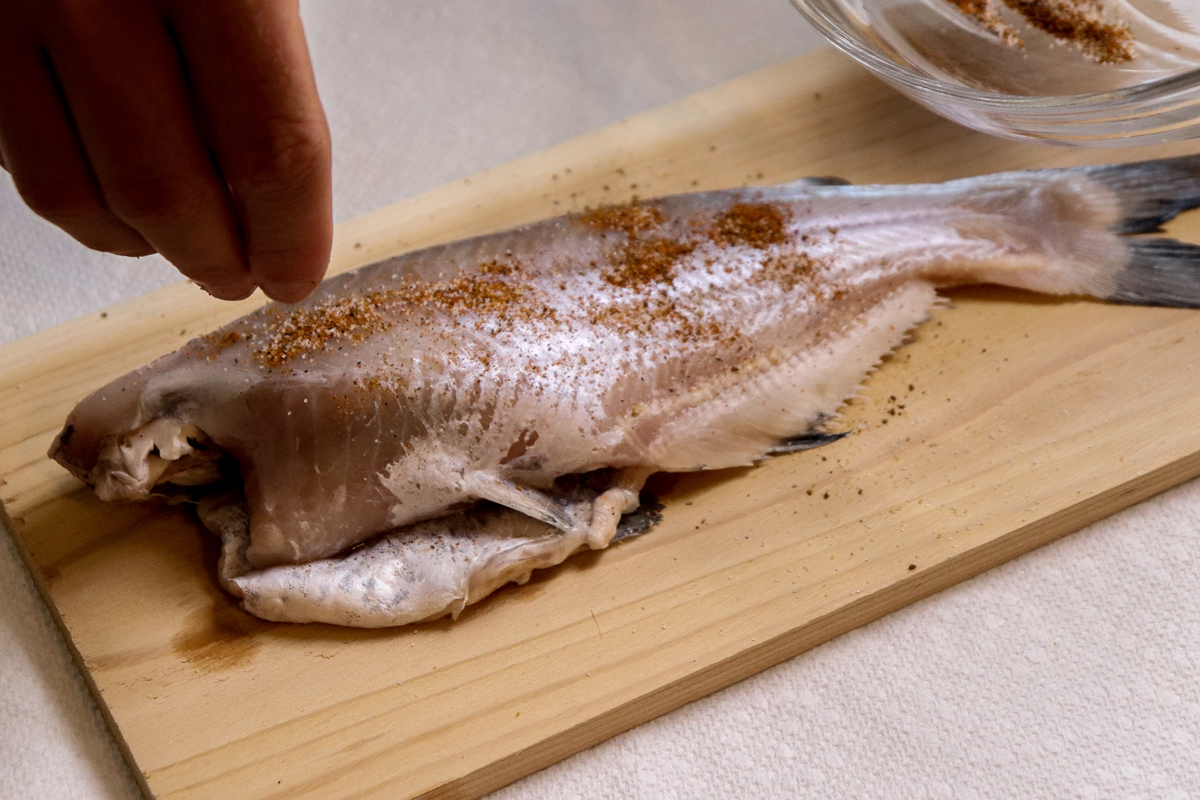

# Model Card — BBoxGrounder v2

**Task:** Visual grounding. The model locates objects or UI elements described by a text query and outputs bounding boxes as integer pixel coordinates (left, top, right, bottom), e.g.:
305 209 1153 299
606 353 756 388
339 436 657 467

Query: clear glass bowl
789 0 1200 145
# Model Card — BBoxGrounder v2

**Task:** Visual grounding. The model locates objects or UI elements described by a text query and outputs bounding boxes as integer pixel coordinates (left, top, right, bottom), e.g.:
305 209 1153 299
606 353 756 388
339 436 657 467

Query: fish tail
1082 155 1200 234
1067 156 1200 308
947 155 1200 308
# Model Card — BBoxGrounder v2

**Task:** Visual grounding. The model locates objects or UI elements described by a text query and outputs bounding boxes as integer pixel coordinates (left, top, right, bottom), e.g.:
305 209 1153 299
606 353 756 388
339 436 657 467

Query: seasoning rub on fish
50 156 1200 627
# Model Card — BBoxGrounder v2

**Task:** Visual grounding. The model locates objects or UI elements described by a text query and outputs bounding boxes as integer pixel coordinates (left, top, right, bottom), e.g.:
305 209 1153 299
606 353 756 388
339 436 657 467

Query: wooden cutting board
4 47 1200 800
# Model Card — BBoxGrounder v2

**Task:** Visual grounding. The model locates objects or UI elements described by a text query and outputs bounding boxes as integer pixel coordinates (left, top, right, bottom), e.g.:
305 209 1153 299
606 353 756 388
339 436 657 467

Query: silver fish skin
49 156 1200 625
198 486 662 627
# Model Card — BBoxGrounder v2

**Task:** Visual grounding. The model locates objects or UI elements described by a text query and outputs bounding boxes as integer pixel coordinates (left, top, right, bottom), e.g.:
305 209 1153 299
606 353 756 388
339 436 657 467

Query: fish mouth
51 418 240 504
144 430 241 501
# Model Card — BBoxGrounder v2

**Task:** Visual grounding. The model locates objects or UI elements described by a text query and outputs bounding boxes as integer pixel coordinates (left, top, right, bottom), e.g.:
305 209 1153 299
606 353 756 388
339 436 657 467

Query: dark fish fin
1082 156 1200 234
784 176 853 188
767 430 850 455
804 176 853 186
1111 238 1200 308
611 500 665 543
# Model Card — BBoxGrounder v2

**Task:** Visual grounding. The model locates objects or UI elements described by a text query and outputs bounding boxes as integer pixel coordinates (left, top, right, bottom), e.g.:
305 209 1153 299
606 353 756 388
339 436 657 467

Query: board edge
0 498 156 800
410 447 1200 800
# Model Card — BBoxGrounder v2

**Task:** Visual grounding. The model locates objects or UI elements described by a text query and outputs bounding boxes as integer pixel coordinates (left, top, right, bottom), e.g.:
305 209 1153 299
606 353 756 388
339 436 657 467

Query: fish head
49 366 148 491
48 358 247 503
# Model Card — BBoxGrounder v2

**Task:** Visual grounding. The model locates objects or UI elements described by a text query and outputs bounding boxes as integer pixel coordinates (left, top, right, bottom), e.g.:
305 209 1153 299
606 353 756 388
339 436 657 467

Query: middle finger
32 0 256 297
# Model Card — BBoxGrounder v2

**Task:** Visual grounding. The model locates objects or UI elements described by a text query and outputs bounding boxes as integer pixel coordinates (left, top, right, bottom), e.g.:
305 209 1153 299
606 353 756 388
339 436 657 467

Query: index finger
168 0 332 303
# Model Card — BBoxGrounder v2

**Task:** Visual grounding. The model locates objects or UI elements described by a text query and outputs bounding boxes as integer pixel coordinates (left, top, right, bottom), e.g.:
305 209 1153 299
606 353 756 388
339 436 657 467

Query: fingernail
261 281 320 303
198 282 256 301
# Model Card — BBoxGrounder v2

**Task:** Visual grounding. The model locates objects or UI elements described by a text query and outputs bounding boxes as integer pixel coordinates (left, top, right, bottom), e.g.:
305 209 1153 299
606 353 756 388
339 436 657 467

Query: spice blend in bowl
791 0 1200 144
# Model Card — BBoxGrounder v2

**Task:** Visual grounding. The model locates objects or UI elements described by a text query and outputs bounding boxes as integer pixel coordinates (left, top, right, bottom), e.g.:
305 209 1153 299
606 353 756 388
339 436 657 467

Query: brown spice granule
947 0 1022 45
947 0 1136 63
580 203 664 238
586 289 723 345
605 237 696 289
331 372 414 419
477 258 515 277
254 259 556 367
256 297 389 367
709 203 792 250
754 251 820 293
400 274 526 317
200 328 246 359
581 200 697 289
1005 0 1135 63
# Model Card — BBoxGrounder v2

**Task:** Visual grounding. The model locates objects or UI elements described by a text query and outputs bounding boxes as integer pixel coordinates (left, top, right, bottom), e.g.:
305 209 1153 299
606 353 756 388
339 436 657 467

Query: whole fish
50 156 1200 627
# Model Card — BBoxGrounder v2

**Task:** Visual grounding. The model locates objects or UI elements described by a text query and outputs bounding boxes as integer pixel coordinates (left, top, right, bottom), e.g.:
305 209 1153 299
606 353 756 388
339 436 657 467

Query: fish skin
200 485 660 627
48 156 1200 625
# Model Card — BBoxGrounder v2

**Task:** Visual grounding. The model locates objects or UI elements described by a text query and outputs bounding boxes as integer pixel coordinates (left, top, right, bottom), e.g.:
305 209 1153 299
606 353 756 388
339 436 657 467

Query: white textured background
1 3 1197 799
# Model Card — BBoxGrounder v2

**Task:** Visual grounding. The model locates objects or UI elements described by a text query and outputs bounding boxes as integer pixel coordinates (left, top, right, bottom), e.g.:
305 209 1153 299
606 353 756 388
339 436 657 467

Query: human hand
0 0 332 303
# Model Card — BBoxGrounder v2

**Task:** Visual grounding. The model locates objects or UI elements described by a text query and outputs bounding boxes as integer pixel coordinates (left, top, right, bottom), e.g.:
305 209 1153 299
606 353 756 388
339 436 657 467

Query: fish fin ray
463 472 574 530
1083 156 1200 234
649 283 935 471
1111 238 1200 308
612 501 665 543
767 430 850 455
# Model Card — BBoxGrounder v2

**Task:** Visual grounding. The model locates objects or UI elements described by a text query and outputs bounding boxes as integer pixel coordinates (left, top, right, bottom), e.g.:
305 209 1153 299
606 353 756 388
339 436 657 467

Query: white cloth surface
0 3 1196 799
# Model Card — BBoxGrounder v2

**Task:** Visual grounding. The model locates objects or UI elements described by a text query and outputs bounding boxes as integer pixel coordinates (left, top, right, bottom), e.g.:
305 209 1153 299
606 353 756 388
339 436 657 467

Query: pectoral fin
463 472 574 531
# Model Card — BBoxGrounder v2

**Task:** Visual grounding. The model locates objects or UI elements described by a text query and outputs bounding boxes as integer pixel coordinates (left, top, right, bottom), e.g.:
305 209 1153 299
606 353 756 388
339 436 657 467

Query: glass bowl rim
791 0 1200 111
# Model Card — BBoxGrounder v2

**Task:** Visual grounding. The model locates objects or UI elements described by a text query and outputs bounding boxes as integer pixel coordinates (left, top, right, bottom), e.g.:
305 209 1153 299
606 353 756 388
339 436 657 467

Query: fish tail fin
1111 238 1200 308
946 156 1200 308
1080 156 1200 308
1082 155 1200 234
1075 155 1200 307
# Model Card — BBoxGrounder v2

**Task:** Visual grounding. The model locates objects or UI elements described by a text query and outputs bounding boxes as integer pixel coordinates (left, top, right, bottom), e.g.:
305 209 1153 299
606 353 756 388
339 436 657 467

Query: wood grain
4 47 1200 800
